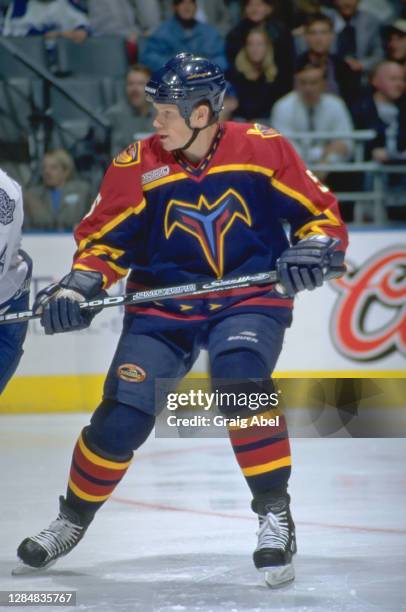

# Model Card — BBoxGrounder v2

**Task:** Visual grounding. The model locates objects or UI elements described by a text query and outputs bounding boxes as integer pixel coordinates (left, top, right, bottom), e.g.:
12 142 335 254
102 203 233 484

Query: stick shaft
0 270 278 325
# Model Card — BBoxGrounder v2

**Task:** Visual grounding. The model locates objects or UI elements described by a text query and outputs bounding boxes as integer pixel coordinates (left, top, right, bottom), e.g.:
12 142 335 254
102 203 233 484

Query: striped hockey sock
227 410 291 495
66 428 133 519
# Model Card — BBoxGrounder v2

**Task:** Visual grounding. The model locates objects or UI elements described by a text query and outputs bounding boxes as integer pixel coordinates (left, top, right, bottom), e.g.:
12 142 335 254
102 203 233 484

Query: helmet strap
178 126 200 152
177 113 219 152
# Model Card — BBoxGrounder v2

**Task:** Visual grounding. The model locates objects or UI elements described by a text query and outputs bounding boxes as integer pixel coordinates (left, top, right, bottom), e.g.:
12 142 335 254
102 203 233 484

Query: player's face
126 70 149 108
305 22 333 55
152 103 191 150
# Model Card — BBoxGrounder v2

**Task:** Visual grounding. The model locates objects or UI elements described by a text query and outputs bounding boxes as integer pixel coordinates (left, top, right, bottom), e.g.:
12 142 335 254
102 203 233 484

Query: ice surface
1 414 405 612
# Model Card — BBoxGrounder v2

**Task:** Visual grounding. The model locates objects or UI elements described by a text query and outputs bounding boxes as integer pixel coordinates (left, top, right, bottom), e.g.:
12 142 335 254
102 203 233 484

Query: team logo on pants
164 188 251 277
117 363 147 382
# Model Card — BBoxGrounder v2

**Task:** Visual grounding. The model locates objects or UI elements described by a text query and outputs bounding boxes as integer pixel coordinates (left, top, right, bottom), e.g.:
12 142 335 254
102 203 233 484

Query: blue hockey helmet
145 53 227 127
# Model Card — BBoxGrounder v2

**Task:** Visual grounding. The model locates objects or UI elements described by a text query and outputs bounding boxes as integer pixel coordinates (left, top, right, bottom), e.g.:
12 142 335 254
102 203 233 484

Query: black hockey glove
33 270 107 335
276 236 345 297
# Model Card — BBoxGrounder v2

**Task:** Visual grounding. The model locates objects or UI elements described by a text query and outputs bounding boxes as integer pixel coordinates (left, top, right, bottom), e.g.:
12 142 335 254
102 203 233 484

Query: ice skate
13 497 90 575
252 493 297 588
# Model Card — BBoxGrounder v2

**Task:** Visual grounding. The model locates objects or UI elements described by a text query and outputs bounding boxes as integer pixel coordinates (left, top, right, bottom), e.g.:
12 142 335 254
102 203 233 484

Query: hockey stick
0 270 279 326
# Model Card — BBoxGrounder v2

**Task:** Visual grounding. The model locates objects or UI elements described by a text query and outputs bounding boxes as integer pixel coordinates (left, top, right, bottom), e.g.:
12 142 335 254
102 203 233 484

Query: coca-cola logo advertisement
329 246 406 362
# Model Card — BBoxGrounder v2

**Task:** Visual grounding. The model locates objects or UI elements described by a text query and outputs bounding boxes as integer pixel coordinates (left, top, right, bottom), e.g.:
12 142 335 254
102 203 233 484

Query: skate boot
13 497 91 574
252 492 297 588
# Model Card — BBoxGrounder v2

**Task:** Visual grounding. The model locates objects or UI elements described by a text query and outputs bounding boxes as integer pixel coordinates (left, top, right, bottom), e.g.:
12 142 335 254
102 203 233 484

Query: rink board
0 230 405 412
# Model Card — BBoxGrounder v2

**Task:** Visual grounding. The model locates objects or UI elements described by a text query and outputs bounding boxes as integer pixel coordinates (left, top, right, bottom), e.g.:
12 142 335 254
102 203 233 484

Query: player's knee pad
211 348 269 380
208 313 287 376
210 349 275 417
88 399 155 455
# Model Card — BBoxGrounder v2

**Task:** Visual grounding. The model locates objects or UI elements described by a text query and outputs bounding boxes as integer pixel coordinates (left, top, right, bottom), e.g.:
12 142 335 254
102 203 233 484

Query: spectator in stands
226 0 294 91
2 0 89 41
291 0 323 30
139 0 227 72
106 64 154 156
23 149 91 230
297 13 360 105
271 64 353 169
351 61 406 161
226 27 284 120
385 19 406 72
88 0 161 36
160 0 233 36
324 0 383 75
87 0 161 63
358 0 396 24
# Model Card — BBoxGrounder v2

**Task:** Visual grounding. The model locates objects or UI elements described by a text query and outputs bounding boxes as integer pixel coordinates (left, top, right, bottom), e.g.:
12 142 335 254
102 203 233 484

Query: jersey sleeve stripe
76 252 128 277
78 198 146 252
78 243 126 261
271 177 321 216
207 164 275 178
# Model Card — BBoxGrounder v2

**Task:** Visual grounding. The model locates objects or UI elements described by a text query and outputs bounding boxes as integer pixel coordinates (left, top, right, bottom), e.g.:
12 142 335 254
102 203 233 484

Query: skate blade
12 560 56 576
260 562 295 588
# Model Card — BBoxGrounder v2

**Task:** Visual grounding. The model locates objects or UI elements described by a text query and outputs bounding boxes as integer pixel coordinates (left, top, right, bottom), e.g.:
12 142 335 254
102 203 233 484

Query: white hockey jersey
0 169 29 307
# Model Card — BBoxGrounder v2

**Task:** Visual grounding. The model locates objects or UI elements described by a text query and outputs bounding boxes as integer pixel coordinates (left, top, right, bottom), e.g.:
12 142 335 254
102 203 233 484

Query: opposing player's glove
276 236 345 297
33 270 107 335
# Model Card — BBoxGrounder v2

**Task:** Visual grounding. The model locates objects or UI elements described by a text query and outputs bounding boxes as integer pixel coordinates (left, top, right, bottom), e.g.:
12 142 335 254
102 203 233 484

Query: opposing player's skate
252 492 297 587
13 497 90 575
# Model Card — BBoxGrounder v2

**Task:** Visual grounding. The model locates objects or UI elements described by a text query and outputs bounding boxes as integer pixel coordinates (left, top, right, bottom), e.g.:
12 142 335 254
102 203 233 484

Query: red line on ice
110 496 406 535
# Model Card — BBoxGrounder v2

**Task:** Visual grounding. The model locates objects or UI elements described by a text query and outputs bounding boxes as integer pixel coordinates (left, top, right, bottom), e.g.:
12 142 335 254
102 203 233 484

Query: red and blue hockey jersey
72 122 348 324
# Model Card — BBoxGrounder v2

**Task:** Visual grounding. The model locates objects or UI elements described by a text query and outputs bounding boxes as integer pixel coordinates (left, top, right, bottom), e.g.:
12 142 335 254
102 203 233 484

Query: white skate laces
256 508 290 552
29 514 84 560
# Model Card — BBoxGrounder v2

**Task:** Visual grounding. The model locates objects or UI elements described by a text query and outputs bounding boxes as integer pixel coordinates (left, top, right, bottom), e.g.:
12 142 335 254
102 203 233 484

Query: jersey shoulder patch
246 123 280 139
113 141 141 167
0 187 16 225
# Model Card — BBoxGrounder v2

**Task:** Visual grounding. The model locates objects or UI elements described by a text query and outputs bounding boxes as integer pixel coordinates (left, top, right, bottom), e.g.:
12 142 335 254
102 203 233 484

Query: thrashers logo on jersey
164 188 251 278
246 124 280 139
113 142 141 167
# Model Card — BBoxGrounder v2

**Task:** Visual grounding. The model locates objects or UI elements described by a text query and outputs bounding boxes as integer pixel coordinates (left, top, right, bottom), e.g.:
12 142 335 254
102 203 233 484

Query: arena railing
282 130 406 224
0 37 111 181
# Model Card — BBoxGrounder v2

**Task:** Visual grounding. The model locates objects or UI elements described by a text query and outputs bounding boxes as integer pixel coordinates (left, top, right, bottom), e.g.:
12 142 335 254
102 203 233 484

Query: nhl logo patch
117 363 146 383
0 188 16 225
142 165 170 185
113 142 141 167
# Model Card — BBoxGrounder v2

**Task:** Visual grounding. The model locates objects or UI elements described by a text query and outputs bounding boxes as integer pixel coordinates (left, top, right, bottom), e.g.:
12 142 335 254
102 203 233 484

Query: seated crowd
0 0 405 226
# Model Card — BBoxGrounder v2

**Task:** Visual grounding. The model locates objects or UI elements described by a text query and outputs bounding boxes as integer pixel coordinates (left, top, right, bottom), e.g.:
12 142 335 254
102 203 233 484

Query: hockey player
15 54 348 587
0 169 32 395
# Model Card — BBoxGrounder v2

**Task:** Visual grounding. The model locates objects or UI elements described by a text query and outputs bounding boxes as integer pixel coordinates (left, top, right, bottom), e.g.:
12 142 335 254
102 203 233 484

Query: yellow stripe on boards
0 372 404 413
0 374 105 413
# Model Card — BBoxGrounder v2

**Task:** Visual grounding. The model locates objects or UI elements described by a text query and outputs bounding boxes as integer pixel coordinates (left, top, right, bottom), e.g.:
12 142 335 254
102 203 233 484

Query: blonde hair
44 149 75 180
235 28 278 82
